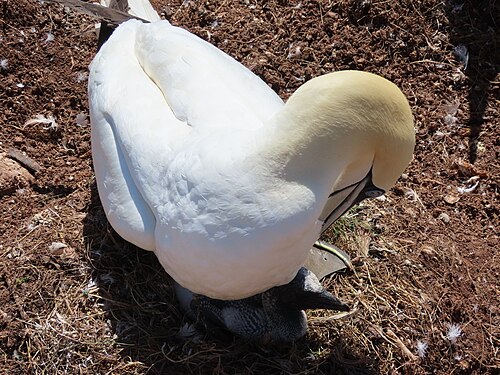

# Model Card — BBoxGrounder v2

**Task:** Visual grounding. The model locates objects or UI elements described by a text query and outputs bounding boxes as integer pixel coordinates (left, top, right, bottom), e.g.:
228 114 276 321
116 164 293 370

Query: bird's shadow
447 0 498 163
83 184 377 374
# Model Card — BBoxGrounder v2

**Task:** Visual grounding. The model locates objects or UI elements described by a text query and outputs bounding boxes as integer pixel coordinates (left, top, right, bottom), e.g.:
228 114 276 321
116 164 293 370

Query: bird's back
89 16 305 299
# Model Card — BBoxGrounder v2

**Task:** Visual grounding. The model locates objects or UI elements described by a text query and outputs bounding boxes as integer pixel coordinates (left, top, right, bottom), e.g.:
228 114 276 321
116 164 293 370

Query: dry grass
4 189 494 374
1 0 498 374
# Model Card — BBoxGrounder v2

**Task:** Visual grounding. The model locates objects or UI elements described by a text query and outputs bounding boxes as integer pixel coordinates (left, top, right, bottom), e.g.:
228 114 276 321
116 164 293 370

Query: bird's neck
258 99 375 200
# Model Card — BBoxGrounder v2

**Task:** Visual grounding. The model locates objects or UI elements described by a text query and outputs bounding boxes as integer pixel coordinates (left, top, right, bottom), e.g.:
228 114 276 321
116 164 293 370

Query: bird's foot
304 240 353 280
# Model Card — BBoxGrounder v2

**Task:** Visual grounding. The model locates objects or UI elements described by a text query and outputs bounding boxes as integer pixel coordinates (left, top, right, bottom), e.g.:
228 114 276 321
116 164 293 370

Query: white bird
88 1 415 302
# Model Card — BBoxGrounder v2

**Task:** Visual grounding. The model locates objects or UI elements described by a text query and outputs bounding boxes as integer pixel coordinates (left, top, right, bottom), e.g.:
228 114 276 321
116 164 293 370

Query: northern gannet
88 1 415 306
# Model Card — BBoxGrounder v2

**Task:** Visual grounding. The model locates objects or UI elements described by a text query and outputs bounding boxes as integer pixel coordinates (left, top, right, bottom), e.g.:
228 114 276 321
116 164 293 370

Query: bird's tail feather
45 0 147 24
45 0 160 48
98 0 159 48
99 0 160 22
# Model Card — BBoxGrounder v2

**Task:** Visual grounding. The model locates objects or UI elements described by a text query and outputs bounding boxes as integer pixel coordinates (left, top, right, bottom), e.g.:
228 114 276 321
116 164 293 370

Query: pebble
438 212 450 223
421 245 435 255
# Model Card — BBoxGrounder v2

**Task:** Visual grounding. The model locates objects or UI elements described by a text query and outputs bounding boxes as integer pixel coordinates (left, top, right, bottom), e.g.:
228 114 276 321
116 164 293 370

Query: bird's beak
320 171 384 232
298 290 350 312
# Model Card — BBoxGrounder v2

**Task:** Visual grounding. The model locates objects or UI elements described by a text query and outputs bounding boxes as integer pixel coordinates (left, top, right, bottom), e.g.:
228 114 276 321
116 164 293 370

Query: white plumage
89 4 415 300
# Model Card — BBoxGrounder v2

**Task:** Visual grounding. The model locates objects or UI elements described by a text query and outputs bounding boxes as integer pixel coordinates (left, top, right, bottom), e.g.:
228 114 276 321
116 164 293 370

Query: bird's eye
365 189 384 198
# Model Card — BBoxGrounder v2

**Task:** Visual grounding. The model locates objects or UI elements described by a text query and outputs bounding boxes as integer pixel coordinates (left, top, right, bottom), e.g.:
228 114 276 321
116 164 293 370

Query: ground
0 0 498 374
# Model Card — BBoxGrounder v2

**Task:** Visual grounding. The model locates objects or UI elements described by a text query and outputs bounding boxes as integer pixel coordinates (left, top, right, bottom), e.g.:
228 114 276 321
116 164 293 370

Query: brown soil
0 0 498 374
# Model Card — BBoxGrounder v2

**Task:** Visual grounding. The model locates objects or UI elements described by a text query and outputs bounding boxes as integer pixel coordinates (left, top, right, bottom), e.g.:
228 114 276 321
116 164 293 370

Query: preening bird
84 0 414 340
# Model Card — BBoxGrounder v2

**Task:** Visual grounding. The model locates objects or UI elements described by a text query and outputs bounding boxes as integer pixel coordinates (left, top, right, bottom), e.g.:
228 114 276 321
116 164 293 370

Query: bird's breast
151 167 323 299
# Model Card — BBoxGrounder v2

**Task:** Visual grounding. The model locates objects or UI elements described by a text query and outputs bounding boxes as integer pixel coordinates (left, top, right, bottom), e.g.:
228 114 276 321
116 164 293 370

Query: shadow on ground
82 184 377 374
447 0 498 163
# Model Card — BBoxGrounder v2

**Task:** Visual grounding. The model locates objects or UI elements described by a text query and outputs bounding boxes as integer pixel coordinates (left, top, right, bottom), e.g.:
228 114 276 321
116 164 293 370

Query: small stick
367 323 418 361
386 328 418 360
7 147 43 175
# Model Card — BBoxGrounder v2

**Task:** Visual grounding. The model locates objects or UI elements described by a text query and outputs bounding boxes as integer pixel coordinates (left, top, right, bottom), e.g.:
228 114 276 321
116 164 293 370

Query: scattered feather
83 278 98 296
25 114 59 131
178 323 202 343
76 71 88 82
444 114 458 126
55 312 68 324
416 340 428 358
443 102 459 116
16 83 25 88
75 112 88 126
446 323 462 344
0 59 8 71
48 242 68 252
45 32 55 43
178 323 197 339
434 130 446 140
457 183 479 194
453 44 469 69
402 187 418 202
443 102 459 126
287 43 302 59
457 176 480 194
451 1 464 12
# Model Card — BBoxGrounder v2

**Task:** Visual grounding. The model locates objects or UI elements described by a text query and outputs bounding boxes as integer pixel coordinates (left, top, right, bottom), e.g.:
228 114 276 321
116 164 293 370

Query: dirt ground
0 0 498 374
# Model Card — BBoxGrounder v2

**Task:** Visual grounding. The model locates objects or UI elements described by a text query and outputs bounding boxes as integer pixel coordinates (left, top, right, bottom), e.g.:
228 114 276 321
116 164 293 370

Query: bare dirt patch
1 0 498 374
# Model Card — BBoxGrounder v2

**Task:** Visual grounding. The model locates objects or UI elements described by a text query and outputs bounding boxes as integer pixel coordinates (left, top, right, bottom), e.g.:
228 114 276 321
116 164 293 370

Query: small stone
444 194 460 204
48 242 76 258
0 153 34 196
434 131 445 140
421 245 435 255
438 212 450 223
